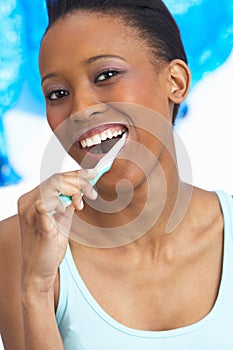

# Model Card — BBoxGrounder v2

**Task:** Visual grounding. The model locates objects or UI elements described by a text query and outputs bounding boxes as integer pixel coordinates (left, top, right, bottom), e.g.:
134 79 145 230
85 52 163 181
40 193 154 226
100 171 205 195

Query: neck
71 134 193 249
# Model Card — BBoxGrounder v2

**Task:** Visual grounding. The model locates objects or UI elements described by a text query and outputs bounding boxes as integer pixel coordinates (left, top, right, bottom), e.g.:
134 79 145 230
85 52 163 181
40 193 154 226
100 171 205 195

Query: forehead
39 11 151 72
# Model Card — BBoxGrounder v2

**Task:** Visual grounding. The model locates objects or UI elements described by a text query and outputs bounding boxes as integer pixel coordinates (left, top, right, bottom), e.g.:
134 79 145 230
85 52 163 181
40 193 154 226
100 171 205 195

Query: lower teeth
91 149 103 154
86 132 127 154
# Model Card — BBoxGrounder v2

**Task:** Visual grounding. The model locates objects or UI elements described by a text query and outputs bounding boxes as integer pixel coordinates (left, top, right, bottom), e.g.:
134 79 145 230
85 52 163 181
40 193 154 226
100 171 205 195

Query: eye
46 89 69 101
94 69 120 83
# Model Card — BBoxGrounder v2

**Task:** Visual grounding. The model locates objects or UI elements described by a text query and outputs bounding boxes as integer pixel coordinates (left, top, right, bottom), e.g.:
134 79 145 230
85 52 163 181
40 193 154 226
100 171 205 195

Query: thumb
55 205 75 238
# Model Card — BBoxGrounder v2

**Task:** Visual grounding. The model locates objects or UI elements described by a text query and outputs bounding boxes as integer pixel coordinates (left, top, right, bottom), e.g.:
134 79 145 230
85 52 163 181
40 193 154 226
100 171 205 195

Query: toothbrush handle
89 163 112 186
58 163 112 208
59 195 72 207
58 133 125 209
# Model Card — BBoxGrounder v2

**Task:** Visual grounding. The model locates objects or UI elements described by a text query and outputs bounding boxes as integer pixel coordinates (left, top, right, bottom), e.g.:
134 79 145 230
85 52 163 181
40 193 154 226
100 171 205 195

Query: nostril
89 110 101 118
69 103 108 121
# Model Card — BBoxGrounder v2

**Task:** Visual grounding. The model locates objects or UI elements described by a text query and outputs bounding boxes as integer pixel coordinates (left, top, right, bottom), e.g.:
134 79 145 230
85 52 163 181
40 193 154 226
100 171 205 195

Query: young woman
0 1 231 349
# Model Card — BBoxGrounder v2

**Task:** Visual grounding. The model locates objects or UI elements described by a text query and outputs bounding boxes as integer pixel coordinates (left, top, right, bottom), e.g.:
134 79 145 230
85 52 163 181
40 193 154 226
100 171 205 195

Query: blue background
0 0 233 186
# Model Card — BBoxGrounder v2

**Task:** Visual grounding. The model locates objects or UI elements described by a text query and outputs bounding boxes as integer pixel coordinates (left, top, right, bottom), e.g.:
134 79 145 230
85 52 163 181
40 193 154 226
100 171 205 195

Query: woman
0 1 231 349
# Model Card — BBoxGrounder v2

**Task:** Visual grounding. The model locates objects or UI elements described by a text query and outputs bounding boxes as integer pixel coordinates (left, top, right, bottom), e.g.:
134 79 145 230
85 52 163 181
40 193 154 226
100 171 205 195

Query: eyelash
46 89 69 101
94 69 120 83
46 69 121 101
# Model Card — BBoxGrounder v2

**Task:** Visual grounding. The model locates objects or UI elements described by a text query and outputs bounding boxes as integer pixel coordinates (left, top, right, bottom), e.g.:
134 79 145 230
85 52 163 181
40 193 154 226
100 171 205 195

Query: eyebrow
41 73 59 85
41 54 126 85
84 54 127 65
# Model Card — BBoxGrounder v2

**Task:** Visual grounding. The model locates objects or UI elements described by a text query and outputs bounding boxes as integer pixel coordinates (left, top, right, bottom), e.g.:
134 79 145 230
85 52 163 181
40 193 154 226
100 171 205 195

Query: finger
36 195 66 215
71 193 84 211
71 183 98 211
80 183 98 200
41 169 98 199
35 196 74 236
63 168 98 180
61 169 98 191
54 204 75 236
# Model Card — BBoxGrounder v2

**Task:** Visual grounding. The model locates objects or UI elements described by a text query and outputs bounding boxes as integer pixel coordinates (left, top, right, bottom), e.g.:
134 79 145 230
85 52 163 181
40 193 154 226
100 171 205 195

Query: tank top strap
215 190 233 243
55 245 71 325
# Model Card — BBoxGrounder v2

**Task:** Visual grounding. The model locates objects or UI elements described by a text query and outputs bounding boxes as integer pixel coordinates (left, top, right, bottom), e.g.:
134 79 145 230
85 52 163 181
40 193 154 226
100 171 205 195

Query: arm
0 216 25 350
21 287 64 350
17 169 97 350
0 170 97 349
0 216 64 350
18 189 70 350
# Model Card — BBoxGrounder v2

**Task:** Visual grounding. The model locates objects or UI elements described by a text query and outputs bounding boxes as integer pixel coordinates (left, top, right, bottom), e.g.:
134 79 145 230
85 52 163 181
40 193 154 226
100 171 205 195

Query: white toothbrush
58 132 127 207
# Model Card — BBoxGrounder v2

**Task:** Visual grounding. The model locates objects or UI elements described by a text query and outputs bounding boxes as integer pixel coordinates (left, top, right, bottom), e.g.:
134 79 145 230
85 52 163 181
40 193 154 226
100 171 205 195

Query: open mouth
78 124 128 154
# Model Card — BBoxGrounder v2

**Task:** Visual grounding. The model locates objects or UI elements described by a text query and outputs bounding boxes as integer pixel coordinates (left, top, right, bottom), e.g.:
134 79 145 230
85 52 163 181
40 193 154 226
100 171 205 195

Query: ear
167 59 191 104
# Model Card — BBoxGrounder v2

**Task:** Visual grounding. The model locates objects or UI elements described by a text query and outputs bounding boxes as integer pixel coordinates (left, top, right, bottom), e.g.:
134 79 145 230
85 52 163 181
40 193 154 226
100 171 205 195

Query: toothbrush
58 132 127 207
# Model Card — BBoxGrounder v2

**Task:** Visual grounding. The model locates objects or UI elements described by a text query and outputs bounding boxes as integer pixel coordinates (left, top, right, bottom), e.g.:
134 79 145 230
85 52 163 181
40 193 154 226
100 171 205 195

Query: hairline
42 8 179 123
43 9 167 68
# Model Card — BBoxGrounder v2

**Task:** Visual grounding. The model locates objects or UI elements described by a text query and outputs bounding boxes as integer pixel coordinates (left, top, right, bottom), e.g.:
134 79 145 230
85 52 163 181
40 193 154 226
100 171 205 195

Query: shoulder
0 215 21 265
189 187 224 244
0 214 20 240
0 214 21 271
0 215 25 348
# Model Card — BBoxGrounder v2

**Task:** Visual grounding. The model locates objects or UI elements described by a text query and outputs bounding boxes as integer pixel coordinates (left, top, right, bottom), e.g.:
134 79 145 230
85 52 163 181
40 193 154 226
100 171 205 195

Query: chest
72 248 223 331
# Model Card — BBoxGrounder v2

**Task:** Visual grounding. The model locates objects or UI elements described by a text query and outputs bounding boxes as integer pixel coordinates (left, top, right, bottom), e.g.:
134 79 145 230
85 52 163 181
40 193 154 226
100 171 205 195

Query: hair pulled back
45 0 188 123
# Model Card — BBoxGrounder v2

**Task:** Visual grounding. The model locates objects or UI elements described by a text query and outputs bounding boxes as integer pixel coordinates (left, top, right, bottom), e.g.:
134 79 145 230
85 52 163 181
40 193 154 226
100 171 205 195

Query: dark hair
45 0 188 124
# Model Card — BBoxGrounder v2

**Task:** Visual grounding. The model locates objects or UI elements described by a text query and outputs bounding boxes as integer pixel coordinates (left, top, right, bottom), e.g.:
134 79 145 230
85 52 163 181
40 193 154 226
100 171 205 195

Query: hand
18 169 98 294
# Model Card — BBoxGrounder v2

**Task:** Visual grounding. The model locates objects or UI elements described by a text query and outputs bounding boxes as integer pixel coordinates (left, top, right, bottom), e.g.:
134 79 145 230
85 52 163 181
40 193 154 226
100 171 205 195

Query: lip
72 122 129 144
83 131 129 160
73 124 129 163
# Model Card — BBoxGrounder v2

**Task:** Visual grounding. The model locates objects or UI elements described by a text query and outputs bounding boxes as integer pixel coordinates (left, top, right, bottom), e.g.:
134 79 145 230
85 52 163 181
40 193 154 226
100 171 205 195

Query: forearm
21 290 64 350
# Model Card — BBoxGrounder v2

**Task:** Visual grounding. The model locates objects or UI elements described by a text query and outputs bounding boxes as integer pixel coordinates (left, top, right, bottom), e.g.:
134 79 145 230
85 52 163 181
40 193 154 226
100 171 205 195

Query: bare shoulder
0 214 20 241
0 215 21 260
192 187 224 223
0 215 25 349
185 186 224 251
0 215 21 282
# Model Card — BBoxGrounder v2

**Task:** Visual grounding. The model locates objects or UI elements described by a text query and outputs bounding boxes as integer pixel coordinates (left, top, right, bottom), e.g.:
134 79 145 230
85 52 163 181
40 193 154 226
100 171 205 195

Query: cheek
109 132 166 187
46 104 71 131
138 87 170 118
115 77 170 119
95 159 146 194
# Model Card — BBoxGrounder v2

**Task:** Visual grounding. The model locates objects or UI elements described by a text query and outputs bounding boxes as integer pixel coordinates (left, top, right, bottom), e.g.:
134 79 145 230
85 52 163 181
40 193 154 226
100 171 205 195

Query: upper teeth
80 128 126 148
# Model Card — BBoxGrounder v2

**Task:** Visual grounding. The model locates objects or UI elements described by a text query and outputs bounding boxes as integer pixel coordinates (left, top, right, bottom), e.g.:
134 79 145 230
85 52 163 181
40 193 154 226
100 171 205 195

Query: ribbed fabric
56 190 233 350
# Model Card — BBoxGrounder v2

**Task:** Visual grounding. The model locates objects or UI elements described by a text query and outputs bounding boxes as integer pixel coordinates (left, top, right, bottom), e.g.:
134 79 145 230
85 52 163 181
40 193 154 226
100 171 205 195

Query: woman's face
39 11 176 190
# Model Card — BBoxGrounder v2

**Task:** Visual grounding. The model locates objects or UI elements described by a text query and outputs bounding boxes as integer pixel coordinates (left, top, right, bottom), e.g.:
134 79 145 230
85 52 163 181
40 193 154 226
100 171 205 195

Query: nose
70 103 108 122
69 90 108 122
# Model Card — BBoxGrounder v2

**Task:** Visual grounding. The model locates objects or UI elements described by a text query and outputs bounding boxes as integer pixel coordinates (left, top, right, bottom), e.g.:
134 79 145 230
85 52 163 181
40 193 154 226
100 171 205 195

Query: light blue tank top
56 190 233 349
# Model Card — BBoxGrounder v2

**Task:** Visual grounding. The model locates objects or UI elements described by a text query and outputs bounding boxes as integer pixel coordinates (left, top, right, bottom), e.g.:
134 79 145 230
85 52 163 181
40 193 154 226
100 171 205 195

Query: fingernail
87 168 98 176
80 199 84 210
92 188 98 200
